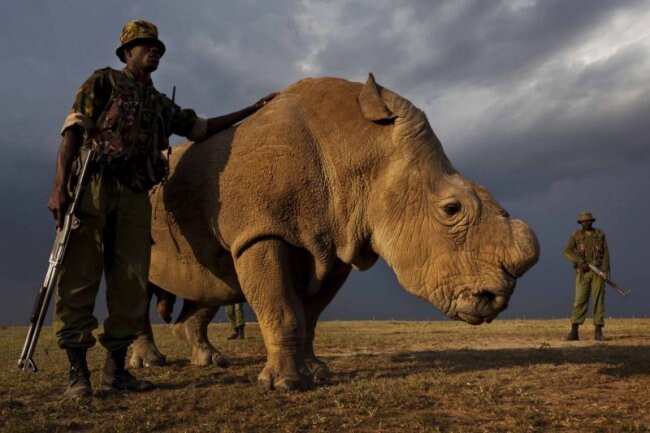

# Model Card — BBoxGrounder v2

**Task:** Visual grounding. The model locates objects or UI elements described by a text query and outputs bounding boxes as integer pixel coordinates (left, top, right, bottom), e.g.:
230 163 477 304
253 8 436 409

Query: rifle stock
586 263 630 297
575 251 630 298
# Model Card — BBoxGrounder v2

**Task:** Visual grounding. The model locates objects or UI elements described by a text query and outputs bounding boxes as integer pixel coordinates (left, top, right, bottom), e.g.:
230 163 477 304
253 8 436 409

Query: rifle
18 148 96 372
576 253 630 297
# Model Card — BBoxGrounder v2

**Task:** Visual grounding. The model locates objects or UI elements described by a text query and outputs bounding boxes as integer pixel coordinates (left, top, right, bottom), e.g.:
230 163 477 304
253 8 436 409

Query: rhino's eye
443 202 462 216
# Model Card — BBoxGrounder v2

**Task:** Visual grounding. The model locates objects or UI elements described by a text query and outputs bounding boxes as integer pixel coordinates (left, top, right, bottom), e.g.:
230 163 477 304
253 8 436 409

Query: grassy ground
0 319 648 433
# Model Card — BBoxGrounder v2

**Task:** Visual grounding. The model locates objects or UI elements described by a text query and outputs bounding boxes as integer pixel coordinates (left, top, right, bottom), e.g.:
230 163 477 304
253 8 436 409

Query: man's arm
203 92 278 138
48 69 111 227
563 233 589 272
563 233 579 264
47 127 83 228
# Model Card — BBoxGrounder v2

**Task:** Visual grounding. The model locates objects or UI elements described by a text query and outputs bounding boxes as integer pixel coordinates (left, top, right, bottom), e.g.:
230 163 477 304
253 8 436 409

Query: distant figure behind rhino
131 74 540 391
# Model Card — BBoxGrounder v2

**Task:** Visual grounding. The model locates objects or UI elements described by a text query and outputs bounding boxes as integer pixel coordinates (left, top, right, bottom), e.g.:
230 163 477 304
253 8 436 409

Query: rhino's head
360 74 539 325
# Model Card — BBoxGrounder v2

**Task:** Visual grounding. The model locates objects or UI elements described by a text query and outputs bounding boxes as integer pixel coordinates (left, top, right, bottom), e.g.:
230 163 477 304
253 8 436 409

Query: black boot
63 347 92 400
238 325 245 340
99 347 153 393
227 328 239 340
595 325 606 341
565 323 579 341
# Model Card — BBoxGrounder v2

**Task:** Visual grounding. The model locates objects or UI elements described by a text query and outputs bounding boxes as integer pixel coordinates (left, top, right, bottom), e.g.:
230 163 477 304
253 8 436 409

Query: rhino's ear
358 73 397 123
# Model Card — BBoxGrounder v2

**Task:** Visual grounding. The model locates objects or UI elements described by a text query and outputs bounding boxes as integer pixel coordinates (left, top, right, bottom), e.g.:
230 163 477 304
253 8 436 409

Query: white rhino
130 74 539 390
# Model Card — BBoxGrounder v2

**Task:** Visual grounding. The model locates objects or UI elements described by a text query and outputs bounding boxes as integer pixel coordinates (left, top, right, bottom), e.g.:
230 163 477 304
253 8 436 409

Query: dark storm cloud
302 0 642 89
1 0 649 325
458 92 650 201
451 44 650 201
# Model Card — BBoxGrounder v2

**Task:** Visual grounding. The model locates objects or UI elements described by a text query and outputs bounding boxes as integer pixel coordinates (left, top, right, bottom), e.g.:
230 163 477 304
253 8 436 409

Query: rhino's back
149 130 242 304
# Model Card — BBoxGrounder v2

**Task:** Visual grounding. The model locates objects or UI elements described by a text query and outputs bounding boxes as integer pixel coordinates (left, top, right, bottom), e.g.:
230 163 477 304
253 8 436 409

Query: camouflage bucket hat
116 20 166 63
577 211 596 223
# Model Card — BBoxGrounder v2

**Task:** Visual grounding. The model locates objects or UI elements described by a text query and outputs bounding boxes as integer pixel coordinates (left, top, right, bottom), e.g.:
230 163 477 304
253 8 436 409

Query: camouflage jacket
563 228 610 273
61 67 207 192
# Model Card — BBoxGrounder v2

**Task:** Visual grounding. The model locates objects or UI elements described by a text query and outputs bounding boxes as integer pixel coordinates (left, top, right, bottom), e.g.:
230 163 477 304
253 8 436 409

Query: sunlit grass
1 319 648 432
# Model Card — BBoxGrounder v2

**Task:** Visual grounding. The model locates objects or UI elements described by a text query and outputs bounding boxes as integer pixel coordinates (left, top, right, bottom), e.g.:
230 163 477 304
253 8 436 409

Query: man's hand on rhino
251 92 278 111
47 186 69 229
203 92 279 138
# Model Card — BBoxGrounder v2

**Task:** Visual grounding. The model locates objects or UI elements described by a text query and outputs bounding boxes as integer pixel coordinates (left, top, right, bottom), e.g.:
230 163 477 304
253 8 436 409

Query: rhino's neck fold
364 91 454 302
368 168 431 301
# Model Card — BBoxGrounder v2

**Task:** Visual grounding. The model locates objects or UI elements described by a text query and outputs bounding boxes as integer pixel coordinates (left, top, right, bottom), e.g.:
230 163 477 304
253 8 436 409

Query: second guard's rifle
577 253 631 297
18 148 97 372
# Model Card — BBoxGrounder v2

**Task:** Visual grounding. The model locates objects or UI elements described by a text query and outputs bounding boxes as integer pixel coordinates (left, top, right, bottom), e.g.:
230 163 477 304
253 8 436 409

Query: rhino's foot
171 321 188 343
129 335 167 369
305 356 332 383
191 345 229 368
171 319 228 368
258 353 313 391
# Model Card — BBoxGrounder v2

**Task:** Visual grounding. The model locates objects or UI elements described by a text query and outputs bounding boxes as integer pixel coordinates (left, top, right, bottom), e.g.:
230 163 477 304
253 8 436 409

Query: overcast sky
1 0 649 326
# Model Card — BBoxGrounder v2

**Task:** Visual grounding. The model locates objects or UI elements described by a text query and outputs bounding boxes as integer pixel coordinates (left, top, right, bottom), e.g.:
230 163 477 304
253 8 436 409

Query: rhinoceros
129 74 539 390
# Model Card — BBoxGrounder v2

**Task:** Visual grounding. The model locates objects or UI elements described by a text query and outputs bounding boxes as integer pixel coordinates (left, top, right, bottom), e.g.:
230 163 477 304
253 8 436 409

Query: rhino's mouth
450 286 514 325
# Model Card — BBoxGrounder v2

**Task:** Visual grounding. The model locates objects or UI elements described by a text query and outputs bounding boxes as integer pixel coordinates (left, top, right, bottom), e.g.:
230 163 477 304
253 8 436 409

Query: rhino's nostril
475 290 496 303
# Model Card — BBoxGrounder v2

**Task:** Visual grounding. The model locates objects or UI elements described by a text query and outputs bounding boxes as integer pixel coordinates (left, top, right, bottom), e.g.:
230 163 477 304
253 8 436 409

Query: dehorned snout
506 219 540 278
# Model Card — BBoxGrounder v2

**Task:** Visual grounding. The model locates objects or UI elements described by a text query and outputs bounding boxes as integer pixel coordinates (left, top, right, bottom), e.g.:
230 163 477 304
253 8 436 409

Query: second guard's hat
577 212 596 223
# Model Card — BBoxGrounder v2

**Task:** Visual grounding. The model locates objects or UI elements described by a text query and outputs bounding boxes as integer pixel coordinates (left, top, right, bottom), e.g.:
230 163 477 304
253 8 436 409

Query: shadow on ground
326 345 650 382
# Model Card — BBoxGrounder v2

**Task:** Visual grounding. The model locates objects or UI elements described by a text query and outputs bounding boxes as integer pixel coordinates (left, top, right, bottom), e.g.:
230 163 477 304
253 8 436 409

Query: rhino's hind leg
303 261 351 382
171 299 229 367
129 284 167 368
235 239 312 391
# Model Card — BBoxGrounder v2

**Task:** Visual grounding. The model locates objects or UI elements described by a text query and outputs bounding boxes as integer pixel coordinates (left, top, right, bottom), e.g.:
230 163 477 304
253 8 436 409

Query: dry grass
1 319 648 433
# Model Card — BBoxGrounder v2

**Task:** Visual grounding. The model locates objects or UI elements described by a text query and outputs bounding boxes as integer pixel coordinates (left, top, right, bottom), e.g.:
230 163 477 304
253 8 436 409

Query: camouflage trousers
53 172 151 351
570 271 605 326
226 303 245 329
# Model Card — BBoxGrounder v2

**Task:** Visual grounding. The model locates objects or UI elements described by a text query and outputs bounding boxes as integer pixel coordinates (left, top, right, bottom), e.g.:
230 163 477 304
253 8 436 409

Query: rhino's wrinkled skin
130 74 539 390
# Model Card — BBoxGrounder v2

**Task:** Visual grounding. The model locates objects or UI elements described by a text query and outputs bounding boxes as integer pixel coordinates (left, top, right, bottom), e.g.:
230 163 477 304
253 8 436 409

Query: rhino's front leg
302 261 351 383
235 239 312 391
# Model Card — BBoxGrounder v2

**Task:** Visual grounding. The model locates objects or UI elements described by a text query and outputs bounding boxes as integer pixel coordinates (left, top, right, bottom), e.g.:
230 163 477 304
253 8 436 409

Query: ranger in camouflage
563 212 610 341
47 20 276 399
226 303 246 340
